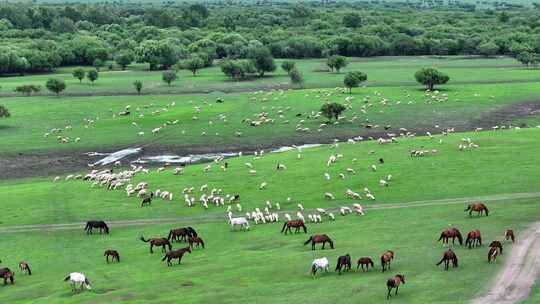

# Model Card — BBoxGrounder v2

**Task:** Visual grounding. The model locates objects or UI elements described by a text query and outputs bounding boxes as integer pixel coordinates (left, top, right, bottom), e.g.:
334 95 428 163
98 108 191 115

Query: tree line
1 1 540 76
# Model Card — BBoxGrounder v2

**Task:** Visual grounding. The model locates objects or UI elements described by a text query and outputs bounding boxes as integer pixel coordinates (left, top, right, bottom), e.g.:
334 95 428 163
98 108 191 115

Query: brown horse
0 268 14 285
357 257 375 271
18 261 32 275
465 229 482 249
381 250 394 272
167 227 198 242
489 241 504 255
438 228 463 246
162 246 191 266
505 229 515 243
465 202 489 217
104 250 120 263
386 274 405 299
188 236 205 249
335 254 351 274
281 220 308 234
140 236 172 253
488 246 499 263
304 234 334 250
436 249 458 271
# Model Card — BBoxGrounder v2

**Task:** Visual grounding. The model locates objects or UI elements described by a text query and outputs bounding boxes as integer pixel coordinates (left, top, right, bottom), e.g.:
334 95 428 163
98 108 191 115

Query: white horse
311 257 329 277
228 213 250 231
64 272 91 292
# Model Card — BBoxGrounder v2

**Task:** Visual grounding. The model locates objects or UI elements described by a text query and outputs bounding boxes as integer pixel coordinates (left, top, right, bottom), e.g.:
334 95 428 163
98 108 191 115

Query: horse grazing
488 246 499 263
104 250 120 263
357 257 375 271
141 192 154 207
465 202 489 217
436 249 458 271
228 215 250 231
505 229 515 243
489 241 504 255
64 272 91 292
19 261 32 275
162 246 191 266
381 250 394 272
140 236 172 253
335 254 351 274
304 234 334 250
85 220 109 235
281 220 307 234
188 236 205 249
168 227 198 242
386 274 405 299
465 229 482 249
438 228 463 246
311 257 329 277
0 268 14 285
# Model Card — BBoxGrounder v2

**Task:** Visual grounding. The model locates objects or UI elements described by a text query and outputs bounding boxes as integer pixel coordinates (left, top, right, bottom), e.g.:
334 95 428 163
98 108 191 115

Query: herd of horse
2 201 517 300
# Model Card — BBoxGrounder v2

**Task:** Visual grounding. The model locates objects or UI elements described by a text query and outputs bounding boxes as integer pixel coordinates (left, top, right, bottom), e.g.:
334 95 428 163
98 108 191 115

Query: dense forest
1 0 540 75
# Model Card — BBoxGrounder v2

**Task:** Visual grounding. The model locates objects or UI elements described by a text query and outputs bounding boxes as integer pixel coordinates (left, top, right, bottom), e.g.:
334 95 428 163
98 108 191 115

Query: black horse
335 254 352 274
168 227 198 242
85 220 109 234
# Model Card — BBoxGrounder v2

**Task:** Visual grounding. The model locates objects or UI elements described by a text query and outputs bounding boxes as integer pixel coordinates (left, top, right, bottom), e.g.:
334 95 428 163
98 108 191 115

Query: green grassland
0 128 540 303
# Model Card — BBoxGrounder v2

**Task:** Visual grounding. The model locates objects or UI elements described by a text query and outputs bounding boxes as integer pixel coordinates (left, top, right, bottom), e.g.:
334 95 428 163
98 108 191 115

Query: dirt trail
472 222 540 304
1 191 539 234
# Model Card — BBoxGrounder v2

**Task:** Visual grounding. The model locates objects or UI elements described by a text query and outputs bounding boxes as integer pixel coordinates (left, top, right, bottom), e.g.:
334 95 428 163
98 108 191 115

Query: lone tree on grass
115 51 134 70
133 80 143 95
414 68 449 91
281 61 296 74
343 71 367 93
321 102 346 122
87 69 99 85
162 70 177 86
327 55 348 73
45 78 66 96
179 56 205 76
72 68 85 83
0 105 10 118
289 67 304 88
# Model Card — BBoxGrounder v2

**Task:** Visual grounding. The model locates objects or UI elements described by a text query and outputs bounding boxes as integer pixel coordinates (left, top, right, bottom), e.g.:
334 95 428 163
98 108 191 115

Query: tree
477 42 499 57
45 78 66 96
343 71 367 93
87 69 99 84
247 45 276 77
115 51 135 70
289 67 304 88
162 70 177 86
133 80 143 95
179 56 205 75
281 61 296 74
342 12 362 28
93 59 104 71
14 85 41 96
414 68 450 90
220 60 256 80
327 55 348 73
0 105 9 118
72 68 85 83
320 102 347 122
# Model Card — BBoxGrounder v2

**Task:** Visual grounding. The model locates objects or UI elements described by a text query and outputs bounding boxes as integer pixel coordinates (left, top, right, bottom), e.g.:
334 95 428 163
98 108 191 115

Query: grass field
1 55 540 303
0 57 538 97
1 128 540 303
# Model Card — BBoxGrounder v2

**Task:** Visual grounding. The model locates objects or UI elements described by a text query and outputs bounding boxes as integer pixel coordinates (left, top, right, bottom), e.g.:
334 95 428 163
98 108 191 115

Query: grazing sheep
324 173 331 181
328 213 335 221
260 182 268 190
324 192 335 200
297 203 304 211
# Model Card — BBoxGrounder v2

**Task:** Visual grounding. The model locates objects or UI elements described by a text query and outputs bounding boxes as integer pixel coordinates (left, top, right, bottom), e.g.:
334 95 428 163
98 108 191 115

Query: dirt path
472 222 540 304
1 191 538 234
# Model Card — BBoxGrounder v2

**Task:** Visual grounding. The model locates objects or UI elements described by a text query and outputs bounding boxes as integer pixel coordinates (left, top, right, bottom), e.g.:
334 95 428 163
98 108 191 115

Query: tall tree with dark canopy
72 68 85 83
343 71 367 93
414 68 450 90
0 105 10 118
321 102 347 122
87 69 99 84
45 78 66 96
327 55 348 73
162 70 177 86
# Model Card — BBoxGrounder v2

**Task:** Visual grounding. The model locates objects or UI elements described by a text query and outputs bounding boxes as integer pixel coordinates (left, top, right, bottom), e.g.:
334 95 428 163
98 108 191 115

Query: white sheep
324 192 335 200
